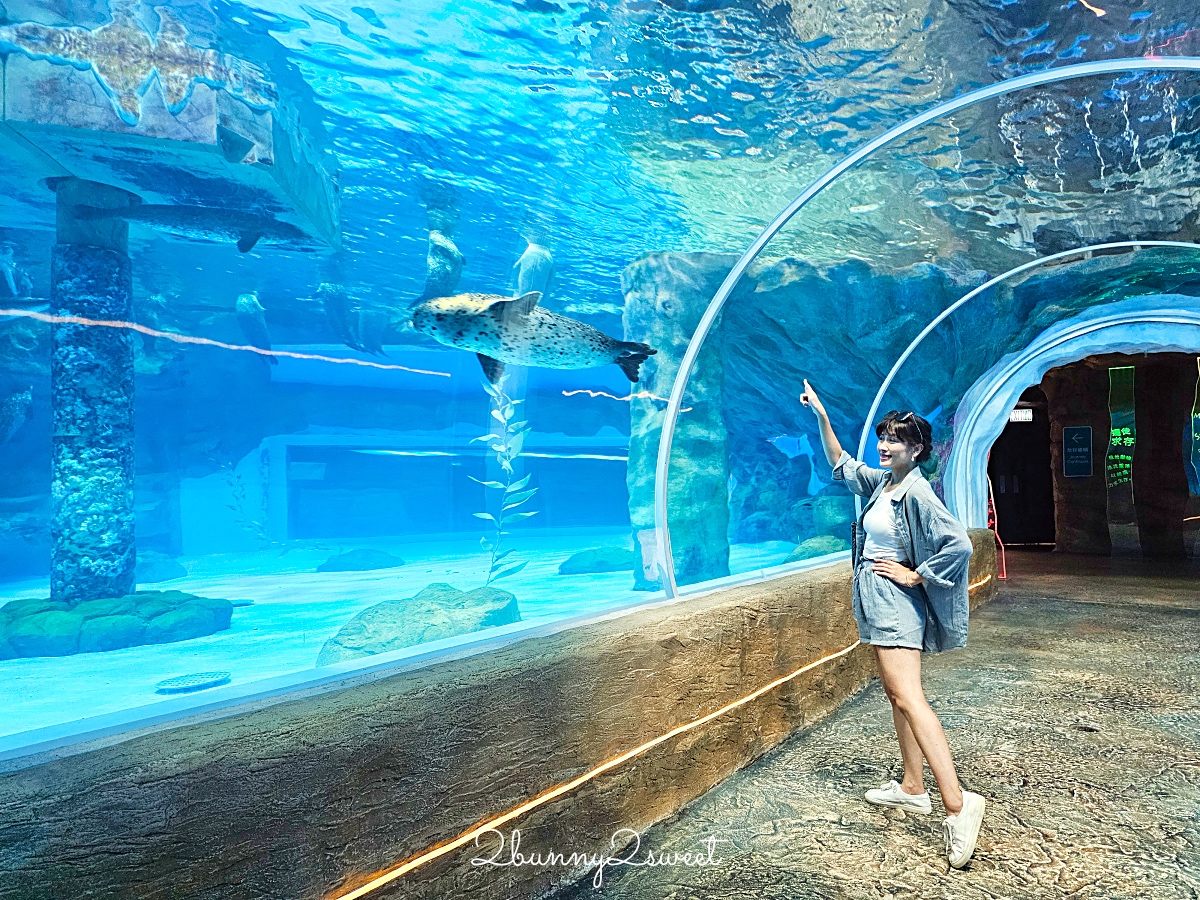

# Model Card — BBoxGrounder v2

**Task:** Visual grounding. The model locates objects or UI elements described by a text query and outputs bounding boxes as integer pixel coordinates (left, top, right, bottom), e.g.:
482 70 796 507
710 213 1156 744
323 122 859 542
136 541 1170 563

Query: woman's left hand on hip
871 560 924 587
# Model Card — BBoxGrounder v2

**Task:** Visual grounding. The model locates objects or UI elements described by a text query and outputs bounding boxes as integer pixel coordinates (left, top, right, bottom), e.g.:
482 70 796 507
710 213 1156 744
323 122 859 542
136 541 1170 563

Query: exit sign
1063 426 1093 477
1009 408 1033 422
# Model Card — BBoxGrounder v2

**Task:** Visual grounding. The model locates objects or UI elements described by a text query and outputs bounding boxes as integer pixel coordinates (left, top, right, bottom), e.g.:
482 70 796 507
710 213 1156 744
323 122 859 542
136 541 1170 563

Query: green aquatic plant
471 373 538 586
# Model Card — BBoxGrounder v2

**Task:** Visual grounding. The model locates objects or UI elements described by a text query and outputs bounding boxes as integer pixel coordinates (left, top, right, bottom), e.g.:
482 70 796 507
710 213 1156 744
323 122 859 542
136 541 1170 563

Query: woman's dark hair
875 410 933 463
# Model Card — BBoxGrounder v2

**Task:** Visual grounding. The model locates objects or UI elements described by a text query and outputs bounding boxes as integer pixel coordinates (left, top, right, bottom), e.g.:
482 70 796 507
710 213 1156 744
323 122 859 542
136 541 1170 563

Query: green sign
1105 366 1136 490
1063 426 1092 478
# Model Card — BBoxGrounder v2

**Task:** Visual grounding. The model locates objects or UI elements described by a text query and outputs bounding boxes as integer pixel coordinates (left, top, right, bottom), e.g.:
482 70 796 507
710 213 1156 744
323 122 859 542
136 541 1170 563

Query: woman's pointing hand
800 378 828 418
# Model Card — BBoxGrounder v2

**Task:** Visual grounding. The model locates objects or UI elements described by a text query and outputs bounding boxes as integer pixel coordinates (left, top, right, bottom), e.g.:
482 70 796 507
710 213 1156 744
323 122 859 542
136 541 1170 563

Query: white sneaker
943 790 986 868
864 779 933 815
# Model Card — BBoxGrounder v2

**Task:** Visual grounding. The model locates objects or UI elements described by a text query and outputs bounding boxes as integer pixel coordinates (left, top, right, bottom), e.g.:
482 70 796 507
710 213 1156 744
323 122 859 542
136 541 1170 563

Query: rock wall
1041 361 1112 555
721 256 974 541
621 250 1200 569
1133 357 1194 558
620 252 980 565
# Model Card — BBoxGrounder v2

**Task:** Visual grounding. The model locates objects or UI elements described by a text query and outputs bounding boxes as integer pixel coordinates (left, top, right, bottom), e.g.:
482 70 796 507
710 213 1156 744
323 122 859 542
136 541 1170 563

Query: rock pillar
1134 357 1192 558
49 178 139 605
622 252 732 590
1041 361 1111 555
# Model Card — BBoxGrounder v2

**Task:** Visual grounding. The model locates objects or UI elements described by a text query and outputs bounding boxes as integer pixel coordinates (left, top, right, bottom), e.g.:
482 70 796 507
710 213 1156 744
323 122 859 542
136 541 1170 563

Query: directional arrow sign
1064 426 1092 477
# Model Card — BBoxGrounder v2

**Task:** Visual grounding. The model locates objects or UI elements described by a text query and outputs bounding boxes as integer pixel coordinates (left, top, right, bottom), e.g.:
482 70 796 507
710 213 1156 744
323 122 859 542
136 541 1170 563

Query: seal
0 243 32 298
512 241 554 297
411 291 656 384
235 291 277 366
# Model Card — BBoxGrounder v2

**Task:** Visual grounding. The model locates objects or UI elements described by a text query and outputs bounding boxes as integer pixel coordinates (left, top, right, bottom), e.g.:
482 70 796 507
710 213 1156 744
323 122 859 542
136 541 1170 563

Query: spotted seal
411 291 655 384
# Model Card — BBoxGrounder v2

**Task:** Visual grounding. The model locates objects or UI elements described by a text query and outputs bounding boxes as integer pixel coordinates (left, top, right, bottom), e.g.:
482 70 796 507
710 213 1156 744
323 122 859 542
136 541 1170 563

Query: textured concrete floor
554 551 1200 900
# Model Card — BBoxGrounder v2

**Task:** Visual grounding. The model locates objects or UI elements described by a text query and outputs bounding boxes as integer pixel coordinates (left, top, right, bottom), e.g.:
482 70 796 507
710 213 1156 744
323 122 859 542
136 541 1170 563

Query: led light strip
0 308 451 376
969 574 992 592
359 450 629 461
562 388 672 403
330 573 993 900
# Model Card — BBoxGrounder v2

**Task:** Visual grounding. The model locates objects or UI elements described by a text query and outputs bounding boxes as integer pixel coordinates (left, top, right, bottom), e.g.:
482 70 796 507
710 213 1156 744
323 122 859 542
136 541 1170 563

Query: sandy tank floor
0 534 799 739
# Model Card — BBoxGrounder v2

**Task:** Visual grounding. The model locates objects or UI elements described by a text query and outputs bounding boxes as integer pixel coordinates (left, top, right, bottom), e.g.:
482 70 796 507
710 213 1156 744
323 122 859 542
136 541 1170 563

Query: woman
800 378 986 869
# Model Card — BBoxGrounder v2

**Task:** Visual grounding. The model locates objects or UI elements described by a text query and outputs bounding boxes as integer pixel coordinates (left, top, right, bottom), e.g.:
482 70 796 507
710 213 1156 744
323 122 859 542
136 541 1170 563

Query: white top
862 491 910 563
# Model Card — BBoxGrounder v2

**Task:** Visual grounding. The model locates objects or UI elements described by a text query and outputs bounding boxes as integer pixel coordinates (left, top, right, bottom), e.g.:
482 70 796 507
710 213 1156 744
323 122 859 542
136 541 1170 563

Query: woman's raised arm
800 379 844 466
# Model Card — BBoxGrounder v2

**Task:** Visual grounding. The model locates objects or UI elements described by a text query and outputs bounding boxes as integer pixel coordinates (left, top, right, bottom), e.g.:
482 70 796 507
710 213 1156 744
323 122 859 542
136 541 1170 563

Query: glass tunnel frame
652 55 1200 599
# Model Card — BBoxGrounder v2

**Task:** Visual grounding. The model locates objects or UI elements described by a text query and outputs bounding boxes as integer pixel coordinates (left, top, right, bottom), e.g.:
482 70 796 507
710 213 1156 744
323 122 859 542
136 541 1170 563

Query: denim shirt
832 450 974 652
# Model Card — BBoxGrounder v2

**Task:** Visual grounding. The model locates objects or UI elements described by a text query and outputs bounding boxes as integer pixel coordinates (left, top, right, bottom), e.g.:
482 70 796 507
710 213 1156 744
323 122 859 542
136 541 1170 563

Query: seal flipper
614 341 657 383
237 232 262 253
477 354 505 384
489 291 541 324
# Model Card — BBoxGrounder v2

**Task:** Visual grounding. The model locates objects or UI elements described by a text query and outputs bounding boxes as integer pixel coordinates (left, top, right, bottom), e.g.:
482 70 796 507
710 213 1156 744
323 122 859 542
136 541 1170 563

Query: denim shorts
853 557 928 651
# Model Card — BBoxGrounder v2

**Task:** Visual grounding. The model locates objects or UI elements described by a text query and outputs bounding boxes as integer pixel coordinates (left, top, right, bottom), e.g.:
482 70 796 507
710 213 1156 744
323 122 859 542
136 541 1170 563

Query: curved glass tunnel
658 66 1200 592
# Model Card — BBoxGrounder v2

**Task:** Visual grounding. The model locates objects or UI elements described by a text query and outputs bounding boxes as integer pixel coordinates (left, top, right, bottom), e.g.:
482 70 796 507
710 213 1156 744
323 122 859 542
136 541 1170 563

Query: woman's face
877 431 921 471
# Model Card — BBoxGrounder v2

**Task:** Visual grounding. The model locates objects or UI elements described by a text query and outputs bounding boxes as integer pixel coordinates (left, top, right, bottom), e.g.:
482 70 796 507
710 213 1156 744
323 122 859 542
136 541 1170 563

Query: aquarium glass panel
1 0 1199 742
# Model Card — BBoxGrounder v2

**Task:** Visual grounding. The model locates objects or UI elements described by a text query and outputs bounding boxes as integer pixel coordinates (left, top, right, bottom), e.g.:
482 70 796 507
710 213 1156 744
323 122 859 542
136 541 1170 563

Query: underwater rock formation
627 249 1200 560
316 548 405 573
622 252 731 590
316 583 520 665
557 545 636 576
595 0 1200 272
49 179 139 606
990 85 1200 259
784 535 850 564
0 590 232 658
621 253 966 566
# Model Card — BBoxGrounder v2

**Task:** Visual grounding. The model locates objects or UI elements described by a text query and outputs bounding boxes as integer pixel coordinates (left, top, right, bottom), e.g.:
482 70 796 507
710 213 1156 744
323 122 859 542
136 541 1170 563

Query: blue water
1 0 1199 742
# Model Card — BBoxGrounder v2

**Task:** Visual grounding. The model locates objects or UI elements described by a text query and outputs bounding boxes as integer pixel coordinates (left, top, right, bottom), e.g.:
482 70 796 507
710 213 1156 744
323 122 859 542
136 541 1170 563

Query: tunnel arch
944 294 1200 528
652 56 1200 598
